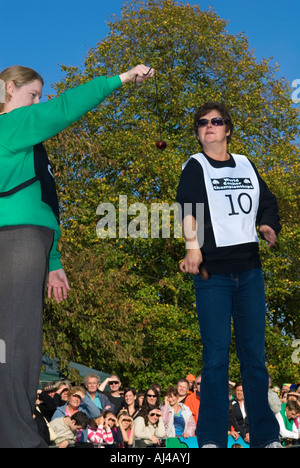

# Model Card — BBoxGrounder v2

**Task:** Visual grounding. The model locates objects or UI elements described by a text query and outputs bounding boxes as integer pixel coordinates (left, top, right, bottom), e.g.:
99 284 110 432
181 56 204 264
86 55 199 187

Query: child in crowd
49 411 88 448
76 412 114 446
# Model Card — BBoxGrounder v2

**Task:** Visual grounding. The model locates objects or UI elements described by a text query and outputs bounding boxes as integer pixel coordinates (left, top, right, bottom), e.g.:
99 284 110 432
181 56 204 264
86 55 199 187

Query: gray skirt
0 225 54 448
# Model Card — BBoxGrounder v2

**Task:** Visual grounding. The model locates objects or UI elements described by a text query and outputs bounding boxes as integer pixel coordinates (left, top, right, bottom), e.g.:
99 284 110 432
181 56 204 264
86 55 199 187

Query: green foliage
43 0 299 388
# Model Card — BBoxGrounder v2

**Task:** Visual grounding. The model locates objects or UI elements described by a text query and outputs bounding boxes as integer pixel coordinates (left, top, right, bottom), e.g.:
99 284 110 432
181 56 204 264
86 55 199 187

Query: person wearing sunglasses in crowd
176 102 281 448
135 406 166 447
141 386 162 413
99 374 125 415
51 386 100 421
0 64 154 448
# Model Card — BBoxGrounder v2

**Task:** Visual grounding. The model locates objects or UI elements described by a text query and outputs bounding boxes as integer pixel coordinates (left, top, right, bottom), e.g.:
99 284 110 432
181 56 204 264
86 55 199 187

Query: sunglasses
149 412 160 417
197 117 225 128
146 393 157 398
109 381 120 385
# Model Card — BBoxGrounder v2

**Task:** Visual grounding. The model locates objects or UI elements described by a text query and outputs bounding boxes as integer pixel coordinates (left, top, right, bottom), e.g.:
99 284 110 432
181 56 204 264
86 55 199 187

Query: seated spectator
37 382 59 422
176 379 189 403
103 410 123 447
280 383 291 404
276 400 300 446
135 406 165 447
161 386 195 438
76 413 114 446
231 383 250 444
99 374 125 415
137 390 146 409
54 380 72 406
49 411 88 448
84 373 115 412
124 388 141 419
185 375 201 426
141 386 161 413
117 410 135 447
51 386 100 421
286 390 300 405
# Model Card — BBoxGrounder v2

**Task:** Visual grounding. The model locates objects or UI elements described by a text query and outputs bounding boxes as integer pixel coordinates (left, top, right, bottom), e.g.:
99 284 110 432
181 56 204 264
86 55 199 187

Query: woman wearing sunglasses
51 386 100 421
135 406 165 447
141 385 161 413
177 102 281 448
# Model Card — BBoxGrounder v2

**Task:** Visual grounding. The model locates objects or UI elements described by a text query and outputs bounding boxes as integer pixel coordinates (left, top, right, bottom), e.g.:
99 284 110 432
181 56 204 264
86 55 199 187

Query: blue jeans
193 268 280 448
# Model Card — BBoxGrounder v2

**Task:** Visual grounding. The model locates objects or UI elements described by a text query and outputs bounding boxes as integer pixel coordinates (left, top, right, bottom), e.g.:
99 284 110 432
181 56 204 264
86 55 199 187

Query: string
154 73 163 140
134 68 163 140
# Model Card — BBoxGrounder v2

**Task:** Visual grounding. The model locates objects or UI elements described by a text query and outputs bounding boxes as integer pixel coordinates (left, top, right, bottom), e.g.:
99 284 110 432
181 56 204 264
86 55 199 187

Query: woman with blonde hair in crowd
0 63 154 448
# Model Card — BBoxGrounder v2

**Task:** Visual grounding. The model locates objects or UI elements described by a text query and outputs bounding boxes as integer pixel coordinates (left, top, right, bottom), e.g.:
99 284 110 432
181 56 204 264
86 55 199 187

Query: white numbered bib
183 153 260 247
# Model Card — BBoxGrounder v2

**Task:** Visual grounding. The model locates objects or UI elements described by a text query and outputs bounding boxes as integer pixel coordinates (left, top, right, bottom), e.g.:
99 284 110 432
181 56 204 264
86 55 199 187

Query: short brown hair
165 386 179 397
194 101 234 145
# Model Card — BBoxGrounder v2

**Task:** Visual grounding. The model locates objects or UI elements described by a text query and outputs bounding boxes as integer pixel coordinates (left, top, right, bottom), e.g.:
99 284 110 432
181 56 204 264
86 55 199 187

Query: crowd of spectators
34 373 300 448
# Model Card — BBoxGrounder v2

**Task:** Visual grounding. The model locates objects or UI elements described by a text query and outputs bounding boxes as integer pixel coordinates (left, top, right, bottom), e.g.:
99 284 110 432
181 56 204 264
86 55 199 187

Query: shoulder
51 404 67 419
180 403 192 415
182 153 205 171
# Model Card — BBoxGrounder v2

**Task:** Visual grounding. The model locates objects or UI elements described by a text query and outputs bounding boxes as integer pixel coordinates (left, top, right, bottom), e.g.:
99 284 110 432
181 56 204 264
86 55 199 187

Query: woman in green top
0 63 154 448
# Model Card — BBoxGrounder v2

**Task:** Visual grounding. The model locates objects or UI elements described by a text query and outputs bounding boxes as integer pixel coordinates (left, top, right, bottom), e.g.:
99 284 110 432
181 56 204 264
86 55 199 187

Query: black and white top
176 152 281 274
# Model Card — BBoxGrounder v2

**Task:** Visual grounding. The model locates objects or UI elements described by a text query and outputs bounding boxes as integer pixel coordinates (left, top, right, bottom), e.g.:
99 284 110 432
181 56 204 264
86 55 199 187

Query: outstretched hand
119 64 155 84
48 268 71 302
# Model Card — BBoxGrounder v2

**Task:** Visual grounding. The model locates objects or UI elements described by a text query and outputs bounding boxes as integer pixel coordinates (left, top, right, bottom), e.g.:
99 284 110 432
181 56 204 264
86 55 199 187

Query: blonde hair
0 65 44 112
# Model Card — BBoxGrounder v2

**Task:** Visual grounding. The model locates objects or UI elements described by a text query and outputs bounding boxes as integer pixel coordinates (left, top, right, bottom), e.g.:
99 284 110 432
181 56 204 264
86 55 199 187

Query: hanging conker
156 140 167 150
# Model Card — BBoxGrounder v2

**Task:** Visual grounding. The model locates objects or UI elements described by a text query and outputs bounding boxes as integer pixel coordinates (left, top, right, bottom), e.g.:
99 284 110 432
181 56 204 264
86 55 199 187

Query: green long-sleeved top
0 74 122 271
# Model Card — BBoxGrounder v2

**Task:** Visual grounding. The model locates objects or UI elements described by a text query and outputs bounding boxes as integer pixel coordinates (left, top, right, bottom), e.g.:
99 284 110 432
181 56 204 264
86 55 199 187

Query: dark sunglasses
109 381 120 385
149 412 160 417
197 117 225 128
146 393 157 398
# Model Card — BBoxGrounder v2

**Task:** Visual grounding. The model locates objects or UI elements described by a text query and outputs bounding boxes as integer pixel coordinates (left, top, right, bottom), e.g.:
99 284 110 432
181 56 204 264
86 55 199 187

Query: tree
43 0 299 388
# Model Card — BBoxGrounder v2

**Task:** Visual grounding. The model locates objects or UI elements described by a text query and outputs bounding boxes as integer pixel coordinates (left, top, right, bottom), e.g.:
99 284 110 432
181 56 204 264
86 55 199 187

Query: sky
0 0 299 103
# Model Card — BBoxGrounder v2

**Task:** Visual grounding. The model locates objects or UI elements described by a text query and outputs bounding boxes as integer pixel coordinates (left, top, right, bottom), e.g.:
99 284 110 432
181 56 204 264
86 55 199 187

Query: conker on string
156 140 167 150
